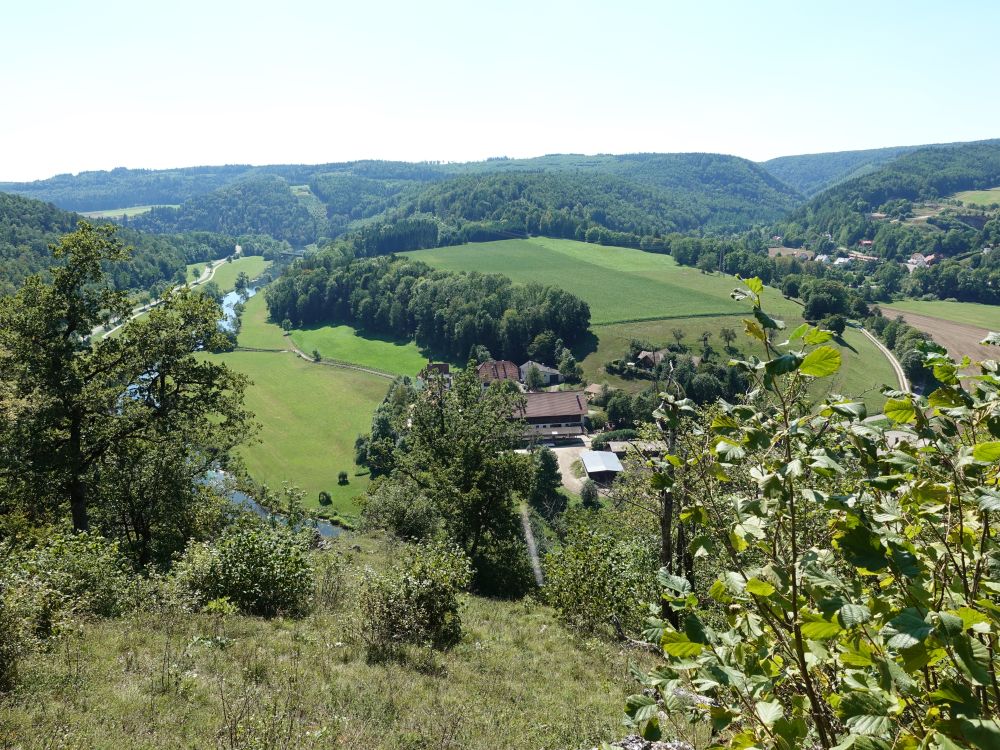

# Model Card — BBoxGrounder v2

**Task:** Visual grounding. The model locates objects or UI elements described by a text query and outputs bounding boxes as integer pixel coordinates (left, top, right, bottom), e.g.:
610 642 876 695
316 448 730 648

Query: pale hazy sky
2 0 998 181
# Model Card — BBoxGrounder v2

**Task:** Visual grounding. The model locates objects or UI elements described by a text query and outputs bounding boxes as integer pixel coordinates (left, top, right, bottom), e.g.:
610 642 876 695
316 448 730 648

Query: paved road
91 256 228 339
859 326 909 392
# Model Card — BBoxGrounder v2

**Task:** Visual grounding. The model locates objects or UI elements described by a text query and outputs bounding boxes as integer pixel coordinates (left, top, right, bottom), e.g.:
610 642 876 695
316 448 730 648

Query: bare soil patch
879 307 996 366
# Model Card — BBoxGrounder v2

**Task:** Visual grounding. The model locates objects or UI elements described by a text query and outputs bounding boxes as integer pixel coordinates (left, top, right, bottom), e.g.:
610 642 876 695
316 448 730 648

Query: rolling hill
762 144 921 197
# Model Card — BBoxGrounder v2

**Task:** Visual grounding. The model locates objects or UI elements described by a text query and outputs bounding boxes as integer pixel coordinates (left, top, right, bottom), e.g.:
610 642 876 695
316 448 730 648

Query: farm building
512 391 588 442
417 361 452 388
579 450 624 483
607 440 668 458
477 359 520 385
519 360 562 385
636 350 667 368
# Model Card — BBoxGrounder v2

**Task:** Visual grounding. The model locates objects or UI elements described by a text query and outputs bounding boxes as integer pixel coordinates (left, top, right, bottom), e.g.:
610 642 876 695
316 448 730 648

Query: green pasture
882 299 1000 331
185 255 270 291
406 238 894 410
954 187 1000 206
80 204 177 218
404 237 803 325
210 294 389 517
290 325 429 376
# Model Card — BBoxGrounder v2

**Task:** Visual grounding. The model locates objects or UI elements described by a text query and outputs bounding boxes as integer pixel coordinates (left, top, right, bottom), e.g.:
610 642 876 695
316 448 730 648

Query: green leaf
952 634 990 686
839 603 873 628
746 577 776 597
657 570 692 594
755 700 783 727
977 489 1000 512
625 693 659 723
744 276 764 296
884 398 916 424
661 631 703 657
804 326 834 345
881 608 932 649
800 345 842 377
801 616 843 640
787 322 809 341
754 307 786 331
973 441 1000 462
764 353 801 380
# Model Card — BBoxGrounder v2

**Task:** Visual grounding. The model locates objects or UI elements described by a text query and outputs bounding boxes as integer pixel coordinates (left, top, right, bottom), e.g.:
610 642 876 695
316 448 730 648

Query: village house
518 360 562 386
477 359 520 386
417 361 452 388
635 349 667 369
512 390 588 442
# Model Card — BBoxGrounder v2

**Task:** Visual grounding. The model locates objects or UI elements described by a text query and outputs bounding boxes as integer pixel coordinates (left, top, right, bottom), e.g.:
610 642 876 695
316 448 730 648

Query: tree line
265 253 590 362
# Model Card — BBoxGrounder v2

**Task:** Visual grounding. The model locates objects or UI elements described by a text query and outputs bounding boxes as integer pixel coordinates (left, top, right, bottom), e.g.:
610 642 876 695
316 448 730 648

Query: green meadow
80 204 177 218
289 325 428 376
954 187 1000 206
405 238 895 408
882 298 1000 330
185 255 270 290
211 294 390 518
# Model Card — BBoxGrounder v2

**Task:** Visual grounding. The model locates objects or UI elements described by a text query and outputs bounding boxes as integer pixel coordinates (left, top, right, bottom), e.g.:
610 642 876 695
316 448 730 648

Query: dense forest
762 144 922 196
265 254 591 362
130 175 324 246
0 190 282 296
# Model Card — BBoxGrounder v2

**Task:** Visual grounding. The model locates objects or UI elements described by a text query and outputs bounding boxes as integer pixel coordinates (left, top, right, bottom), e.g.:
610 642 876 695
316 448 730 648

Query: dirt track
879 307 997 366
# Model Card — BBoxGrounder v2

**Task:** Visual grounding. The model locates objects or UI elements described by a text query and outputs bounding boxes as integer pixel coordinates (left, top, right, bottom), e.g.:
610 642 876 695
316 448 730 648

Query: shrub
358 542 471 657
580 479 600 509
591 429 638 450
544 524 657 635
585 412 607 431
318 491 332 506
3 533 137 636
359 479 441 541
172 518 314 617
337 471 349 485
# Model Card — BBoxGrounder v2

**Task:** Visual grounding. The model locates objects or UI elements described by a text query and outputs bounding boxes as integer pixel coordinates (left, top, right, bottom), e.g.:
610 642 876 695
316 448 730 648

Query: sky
2 0 998 181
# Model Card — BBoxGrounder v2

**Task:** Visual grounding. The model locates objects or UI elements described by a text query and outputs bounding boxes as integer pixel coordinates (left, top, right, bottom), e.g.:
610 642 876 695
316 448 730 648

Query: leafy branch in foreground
626 276 1000 749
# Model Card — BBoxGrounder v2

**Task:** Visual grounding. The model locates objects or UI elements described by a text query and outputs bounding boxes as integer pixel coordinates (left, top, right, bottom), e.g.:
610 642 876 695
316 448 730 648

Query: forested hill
0 190 264 296
1 153 803 245
762 144 921 197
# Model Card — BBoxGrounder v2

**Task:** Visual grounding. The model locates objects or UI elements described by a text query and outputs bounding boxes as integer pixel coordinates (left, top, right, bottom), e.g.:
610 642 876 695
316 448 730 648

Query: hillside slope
762 144 921 197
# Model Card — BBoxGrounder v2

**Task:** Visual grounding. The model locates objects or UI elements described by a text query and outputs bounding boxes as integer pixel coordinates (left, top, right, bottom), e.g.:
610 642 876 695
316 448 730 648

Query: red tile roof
477 359 519 383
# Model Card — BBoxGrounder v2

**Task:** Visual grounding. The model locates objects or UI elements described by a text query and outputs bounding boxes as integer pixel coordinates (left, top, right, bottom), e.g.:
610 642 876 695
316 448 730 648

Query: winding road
90 256 228 339
859 326 909 392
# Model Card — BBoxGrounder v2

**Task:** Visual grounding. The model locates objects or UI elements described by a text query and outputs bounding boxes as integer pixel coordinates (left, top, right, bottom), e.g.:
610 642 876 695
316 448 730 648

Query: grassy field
882 299 1000 330
954 187 1000 206
80 204 178 218
405 238 895 408
4 536 662 750
290 325 429 376
405 237 803 325
211 294 389 517
186 255 270 291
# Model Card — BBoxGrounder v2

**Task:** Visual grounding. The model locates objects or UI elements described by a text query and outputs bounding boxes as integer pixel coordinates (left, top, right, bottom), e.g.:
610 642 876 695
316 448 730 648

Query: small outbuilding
579 449 624 483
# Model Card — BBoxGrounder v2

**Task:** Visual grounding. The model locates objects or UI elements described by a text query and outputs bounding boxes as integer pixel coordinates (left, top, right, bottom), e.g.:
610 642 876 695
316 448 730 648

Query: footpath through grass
882 299 1000 331
290 325 428 376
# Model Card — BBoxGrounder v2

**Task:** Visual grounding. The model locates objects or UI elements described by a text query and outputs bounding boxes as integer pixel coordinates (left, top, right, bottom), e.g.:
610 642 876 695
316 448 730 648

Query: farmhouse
579 450 624 483
519 360 562 385
513 391 588 442
636 350 666 368
418 361 452 386
477 359 520 385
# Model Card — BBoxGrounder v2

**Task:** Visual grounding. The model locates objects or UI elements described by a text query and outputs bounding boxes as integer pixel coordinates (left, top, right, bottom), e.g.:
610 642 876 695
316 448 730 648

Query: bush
172 518 314 617
591 429 638 450
544 522 658 635
318 491 332 506
580 479 600 509
585 412 607 431
3 533 138 637
359 479 441 541
358 542 471 657
337 471 349 485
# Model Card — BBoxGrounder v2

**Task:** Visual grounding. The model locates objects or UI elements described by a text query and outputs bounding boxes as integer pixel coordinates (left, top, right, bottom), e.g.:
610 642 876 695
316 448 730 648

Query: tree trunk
68 415 89 532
